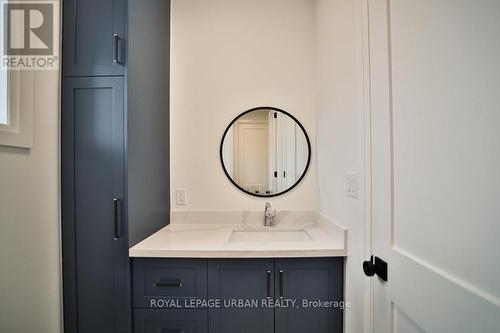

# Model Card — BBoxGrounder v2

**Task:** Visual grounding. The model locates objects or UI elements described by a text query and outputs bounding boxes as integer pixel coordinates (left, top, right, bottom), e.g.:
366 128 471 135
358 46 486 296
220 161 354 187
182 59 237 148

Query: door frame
233 118 269 192
361 0 374 332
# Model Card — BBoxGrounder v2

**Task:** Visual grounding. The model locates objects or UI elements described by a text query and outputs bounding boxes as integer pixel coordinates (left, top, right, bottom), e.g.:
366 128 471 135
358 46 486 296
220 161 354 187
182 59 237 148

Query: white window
0 68 9 125
0 71 34 148
0 3 34 148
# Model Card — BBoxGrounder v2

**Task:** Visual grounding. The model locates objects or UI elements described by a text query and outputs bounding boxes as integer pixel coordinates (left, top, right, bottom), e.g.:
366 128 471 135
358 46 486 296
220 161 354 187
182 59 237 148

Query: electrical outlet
176 188 187 205
345 173 358 199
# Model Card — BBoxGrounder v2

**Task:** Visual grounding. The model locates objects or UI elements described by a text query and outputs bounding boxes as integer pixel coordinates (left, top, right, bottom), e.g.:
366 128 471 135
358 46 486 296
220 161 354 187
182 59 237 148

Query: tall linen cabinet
61 1 171 332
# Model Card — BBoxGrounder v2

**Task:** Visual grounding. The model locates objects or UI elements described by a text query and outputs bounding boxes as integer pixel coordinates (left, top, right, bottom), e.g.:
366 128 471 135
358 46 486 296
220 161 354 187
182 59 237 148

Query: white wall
172 2 369 330
314 1 368 332
170 0 318 210
0 70 62 332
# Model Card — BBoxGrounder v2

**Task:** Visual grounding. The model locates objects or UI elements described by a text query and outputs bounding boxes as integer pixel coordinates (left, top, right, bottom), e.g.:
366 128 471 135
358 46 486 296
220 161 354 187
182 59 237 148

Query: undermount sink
229 230 313 243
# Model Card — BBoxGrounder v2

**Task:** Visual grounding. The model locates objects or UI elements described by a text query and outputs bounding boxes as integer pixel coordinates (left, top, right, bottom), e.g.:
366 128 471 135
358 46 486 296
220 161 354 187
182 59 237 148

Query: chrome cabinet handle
113 33 123 65
113 198 121 240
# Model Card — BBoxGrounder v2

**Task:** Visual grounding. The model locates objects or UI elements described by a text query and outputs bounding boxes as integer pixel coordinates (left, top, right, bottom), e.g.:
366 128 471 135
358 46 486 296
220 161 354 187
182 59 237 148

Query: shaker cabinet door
62 76 127 333
63 0 125 76
208 259 275 333
274 258 344 333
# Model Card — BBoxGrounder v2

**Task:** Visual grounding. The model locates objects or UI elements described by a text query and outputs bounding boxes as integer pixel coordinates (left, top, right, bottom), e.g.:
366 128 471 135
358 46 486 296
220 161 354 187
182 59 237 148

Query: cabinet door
63 0 125 76
208 260 274 333
134 309 208 333
275 258 343 333
62 76 128 333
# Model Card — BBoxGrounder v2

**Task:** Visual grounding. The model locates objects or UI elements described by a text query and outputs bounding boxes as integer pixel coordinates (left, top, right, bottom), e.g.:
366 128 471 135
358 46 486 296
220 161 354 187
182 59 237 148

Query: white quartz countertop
129 211 347 258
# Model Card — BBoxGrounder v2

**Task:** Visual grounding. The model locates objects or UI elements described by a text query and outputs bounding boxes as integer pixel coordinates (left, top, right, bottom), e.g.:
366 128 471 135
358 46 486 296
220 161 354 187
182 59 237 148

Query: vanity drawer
133 258 207 308
134 309 208 333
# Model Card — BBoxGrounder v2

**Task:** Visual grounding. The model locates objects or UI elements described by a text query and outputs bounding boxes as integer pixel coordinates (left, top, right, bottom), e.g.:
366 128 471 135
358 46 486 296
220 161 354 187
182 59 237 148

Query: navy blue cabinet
62 1 171 333
274 258 343 333
62 76 128 333
208 259 274 333
133 259 208 308
132 258 343 333
134 309 208 333
63 0 126 76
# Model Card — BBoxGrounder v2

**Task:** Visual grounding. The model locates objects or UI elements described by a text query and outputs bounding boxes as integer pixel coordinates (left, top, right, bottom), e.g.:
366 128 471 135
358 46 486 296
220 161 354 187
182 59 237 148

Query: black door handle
363 256 376 277
363 256 388 282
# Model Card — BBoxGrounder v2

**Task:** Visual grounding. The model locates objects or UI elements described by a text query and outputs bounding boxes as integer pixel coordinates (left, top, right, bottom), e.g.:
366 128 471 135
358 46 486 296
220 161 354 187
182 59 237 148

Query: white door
369 0 500 332
276 112 286 193
295 125 308 181
234 122 268 193
275 112 303 190
282 114 298 189
268 111 277 194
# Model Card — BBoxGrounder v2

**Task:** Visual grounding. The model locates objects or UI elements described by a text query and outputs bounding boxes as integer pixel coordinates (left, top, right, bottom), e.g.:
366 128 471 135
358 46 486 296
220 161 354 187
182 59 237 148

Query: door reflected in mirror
220 107 311 197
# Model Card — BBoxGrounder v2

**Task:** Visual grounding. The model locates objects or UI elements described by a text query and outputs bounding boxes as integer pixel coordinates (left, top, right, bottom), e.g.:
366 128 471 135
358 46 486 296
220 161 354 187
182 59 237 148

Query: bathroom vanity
129 212 347 333
61 1 347 332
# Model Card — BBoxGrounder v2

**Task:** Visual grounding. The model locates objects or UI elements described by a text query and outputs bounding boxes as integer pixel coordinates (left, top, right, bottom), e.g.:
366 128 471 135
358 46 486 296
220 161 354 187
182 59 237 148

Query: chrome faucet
264 203 276 226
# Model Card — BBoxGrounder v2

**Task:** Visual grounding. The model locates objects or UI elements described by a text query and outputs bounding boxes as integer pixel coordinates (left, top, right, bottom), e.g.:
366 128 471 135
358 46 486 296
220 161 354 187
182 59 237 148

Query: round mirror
220 107 311 197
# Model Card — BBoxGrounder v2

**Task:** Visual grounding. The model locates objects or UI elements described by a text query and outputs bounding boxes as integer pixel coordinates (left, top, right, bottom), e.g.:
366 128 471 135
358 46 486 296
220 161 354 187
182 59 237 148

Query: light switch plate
345 172 358 199
176 188 187 205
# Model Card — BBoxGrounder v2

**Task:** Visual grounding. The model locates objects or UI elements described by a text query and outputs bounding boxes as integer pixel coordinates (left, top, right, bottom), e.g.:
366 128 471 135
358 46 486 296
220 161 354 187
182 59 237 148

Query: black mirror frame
219 106 312 198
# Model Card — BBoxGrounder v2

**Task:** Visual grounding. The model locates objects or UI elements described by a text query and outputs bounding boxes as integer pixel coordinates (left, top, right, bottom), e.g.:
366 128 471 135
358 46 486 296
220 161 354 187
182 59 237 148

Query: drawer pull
154 279 184 288
158 330 184 333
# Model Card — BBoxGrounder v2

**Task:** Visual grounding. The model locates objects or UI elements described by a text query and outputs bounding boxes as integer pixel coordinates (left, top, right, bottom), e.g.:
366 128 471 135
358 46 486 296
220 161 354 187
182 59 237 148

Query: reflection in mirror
221 107 310 197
